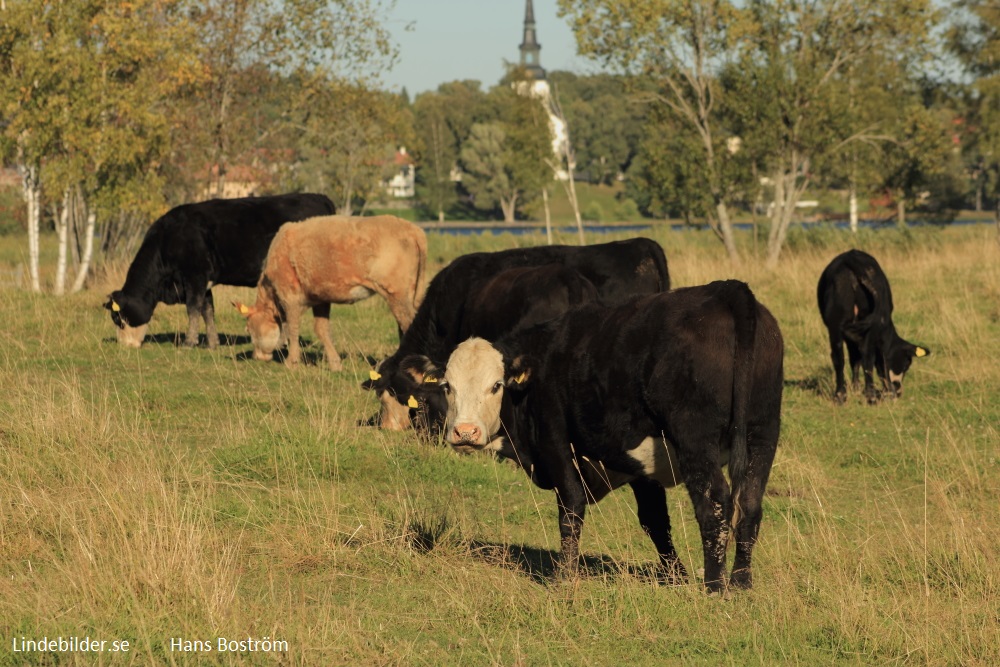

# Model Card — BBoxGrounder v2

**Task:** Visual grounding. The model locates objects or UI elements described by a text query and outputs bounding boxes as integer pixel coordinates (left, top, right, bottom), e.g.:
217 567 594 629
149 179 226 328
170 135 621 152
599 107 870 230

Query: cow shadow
233 345 374 369
405 520 669 585
105 332 253 347
784 375 829 399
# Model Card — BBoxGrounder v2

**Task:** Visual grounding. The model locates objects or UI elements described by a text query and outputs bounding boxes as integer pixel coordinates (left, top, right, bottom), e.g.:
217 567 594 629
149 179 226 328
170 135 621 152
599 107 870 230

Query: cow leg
202 290 219 350
681 460 732 594
284 308 303 367
183 291 203 347
729 423 779 590
553 482 587 578
828 329 848 403
861 343 880 405
630 478 687 584
381 292 416 339
311 303 342 372
846 340 862 392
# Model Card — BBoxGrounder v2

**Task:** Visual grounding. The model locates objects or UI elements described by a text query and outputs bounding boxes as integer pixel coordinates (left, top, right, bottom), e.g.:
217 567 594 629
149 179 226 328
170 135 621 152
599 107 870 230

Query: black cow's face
885 340 930 397
105 293 149 348
362 356 447 431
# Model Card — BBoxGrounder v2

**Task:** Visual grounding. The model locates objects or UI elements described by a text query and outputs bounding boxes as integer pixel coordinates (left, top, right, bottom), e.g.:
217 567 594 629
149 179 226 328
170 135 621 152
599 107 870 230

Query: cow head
233 301 281 361
441 337 532 454
361 355 447 431
104 292 150 348
884 336 931 397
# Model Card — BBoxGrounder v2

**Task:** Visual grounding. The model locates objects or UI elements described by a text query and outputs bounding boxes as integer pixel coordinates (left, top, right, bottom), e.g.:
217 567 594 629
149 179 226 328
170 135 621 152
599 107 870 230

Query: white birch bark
20 163 42 292
71 207 96 293
54 187 71 295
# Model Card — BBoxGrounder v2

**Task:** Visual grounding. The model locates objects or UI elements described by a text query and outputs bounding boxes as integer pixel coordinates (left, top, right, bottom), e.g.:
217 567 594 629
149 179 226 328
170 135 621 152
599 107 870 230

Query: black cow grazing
362 238 670 431
817 249 930 404
437 281 784 593
105 193 335 348
376 263 600 430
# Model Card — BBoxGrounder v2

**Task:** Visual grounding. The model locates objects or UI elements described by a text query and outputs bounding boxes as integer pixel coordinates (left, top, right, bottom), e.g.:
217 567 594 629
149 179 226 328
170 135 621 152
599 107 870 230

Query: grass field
1 224 998 665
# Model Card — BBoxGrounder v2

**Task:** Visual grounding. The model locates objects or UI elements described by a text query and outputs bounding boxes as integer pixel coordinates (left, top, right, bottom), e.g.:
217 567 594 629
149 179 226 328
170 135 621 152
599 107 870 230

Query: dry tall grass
1 225 997 665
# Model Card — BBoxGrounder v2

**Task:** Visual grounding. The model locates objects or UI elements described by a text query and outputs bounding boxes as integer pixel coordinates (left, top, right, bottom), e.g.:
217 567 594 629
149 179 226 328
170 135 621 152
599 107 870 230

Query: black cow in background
105 193 335 348
374 263 600 430
817 249 930 404
362 238 670 432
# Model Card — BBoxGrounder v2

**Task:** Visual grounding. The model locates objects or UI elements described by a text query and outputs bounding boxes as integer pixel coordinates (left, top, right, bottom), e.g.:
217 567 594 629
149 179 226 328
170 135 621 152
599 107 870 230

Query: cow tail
728 282 758 518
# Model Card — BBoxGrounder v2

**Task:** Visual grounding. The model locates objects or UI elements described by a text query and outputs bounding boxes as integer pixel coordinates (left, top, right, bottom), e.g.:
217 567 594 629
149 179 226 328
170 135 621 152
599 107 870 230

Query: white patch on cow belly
347 285 375 301
628 436 682 488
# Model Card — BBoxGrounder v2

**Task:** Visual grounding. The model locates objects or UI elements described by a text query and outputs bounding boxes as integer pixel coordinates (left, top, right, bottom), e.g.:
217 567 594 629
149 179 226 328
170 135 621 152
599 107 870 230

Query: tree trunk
20 163 42 292
715 200 740 262
896 196 906 228
849 181 858 233
71 208 96 293
54 187 71 295
542 187 553 245
500 194 517 223
438 209 444 223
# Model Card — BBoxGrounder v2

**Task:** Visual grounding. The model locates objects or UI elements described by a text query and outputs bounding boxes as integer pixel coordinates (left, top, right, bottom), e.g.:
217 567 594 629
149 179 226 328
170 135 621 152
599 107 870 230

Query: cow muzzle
448 422 485 448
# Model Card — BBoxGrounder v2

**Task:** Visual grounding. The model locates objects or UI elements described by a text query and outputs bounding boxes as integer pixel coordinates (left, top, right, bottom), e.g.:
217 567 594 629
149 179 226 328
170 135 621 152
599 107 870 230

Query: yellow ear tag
238 304 250 315
407 395 419 409
111 301 121 312
514 372 528 384
369 370 382 381
423 376 438 383
915 347 927 358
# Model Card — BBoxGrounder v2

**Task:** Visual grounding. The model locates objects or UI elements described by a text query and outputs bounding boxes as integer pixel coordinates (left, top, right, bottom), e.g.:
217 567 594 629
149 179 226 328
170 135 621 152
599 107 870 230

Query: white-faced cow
362 238 670 432
105 193 335 348
437 281 784 594
373 263 600 431
234 215 426 371
818 249 930 404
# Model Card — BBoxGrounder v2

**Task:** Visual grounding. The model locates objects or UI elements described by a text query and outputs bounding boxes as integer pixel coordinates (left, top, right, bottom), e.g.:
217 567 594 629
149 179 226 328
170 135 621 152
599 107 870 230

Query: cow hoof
833 390 847 405
729 568 752 590
865 393 880 406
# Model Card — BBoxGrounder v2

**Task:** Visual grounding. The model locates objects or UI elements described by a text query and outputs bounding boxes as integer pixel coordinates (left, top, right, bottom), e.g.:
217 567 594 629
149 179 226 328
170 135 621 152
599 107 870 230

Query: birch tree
729 0 936 266
559 0 752 261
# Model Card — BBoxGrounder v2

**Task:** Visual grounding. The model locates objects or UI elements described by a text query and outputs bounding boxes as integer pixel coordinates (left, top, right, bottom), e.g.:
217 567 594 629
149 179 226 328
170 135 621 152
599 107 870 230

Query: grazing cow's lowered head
441 337 531 454
877 326 930 397
362 355 447 431
104 292 151 348
233 301 282 361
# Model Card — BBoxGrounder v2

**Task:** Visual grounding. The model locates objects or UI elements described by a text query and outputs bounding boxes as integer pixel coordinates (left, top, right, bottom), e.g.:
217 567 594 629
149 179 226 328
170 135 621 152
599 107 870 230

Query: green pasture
1 224 998 665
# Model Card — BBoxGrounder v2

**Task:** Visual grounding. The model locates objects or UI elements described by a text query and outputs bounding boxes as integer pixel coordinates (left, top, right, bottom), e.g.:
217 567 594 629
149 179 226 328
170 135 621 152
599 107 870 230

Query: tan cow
233 215 426 371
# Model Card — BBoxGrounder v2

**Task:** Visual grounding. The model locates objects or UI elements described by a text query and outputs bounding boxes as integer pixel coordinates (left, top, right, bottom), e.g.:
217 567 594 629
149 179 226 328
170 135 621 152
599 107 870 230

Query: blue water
421 218 994 236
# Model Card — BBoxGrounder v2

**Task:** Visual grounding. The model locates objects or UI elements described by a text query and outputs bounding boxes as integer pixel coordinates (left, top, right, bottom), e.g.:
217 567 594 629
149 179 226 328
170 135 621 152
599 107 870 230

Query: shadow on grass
404 517 672 585
784 375 827 398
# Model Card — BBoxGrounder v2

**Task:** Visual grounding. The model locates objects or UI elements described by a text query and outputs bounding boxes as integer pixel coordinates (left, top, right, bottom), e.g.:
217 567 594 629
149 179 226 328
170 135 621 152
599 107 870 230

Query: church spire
519 0 546 80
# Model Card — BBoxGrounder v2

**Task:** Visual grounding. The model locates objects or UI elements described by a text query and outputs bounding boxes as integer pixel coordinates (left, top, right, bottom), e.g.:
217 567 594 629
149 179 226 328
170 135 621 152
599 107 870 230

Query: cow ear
506 355 534 388
232 301 253 317
914 345 930 358
399 354 440 385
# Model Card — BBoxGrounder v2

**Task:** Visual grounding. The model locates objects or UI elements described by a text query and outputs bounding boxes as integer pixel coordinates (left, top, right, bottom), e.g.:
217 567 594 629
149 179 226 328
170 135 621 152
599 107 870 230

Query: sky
381 0 592 95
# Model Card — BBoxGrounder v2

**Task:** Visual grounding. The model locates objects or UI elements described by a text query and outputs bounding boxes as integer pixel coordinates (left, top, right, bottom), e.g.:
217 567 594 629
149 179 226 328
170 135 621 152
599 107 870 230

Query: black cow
376 263 600 430
817 249 929 404
362 238 670 431
438 280 784 594
105 193 335 348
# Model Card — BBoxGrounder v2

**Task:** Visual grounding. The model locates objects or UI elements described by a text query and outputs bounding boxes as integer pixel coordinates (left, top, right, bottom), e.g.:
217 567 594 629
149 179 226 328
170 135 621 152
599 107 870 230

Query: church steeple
519 0 546 80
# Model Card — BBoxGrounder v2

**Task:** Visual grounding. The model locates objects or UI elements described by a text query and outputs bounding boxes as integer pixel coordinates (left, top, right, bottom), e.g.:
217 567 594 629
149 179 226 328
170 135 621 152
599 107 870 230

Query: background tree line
3 0 1000 291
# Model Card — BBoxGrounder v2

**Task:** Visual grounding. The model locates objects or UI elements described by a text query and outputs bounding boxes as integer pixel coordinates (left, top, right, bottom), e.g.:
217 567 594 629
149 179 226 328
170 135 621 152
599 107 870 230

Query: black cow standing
362 238 670 431
439 281 784 593
817 249 930 404
105 193 335 349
